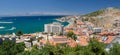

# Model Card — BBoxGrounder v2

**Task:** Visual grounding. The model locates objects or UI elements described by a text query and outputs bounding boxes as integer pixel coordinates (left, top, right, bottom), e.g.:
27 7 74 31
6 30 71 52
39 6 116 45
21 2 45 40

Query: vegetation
27 37 36 46
84 9 104 17
16 30 23 36
0 40 25 55
110 43 120 55
37 36 44 42
88 38 108 55
0 38 120 55
66 32 77 40
74 20 77 24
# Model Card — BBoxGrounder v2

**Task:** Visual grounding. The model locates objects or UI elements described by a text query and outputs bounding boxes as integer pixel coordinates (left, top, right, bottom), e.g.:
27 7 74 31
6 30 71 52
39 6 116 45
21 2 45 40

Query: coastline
55 17 73 28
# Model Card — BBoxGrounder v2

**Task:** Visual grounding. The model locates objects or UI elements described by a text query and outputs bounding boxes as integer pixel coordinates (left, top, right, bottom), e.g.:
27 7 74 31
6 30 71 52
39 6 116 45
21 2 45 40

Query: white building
44 22 64 34
93 27 102 33
0 33 16 44
24 42 31 48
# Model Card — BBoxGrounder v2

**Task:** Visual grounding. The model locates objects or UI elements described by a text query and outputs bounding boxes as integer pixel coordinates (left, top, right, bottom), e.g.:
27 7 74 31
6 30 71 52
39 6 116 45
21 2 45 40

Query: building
38 35 77 47
93 27 102 33
24 42 31 48
44 22 64 34
0 34 16 44
105 36 120 51
52 36 69 45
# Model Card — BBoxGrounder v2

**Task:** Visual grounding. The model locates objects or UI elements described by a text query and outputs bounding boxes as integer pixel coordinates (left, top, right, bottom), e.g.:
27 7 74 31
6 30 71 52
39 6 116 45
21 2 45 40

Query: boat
9 27 16 30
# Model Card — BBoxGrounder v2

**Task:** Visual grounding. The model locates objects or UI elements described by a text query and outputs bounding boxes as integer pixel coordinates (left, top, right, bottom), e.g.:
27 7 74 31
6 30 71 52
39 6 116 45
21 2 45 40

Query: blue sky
0 0 120 15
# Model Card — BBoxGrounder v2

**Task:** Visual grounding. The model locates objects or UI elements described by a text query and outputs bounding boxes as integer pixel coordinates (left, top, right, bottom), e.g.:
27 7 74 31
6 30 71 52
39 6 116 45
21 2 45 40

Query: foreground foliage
0 38 120 55
0 40 25 55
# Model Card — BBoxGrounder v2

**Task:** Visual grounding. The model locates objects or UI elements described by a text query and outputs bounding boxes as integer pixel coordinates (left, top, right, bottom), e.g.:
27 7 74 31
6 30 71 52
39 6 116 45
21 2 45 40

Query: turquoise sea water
0 16 68 34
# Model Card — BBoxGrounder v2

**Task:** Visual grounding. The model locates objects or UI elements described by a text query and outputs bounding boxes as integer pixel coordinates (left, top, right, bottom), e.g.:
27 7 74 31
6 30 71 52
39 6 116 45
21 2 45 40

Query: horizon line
0 12 81 17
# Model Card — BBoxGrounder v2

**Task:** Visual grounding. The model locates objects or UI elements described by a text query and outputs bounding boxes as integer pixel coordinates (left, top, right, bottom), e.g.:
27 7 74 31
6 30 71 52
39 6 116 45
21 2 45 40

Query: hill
82 7 120 29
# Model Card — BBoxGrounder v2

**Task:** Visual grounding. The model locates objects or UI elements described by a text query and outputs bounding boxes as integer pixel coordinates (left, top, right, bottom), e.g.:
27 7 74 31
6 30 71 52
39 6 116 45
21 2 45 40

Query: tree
0 40 25 55
27 37 36 46
17 51 30 55
110 43 120 55
67 32 77 40
50 32 54 36
88 38 108 55
37 36 43 42
16 30 23 36
74 20 77 24
58 32 63 36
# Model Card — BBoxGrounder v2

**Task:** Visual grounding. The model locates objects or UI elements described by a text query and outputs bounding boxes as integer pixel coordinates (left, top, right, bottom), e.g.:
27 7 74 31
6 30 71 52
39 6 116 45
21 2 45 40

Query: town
0 14 120 52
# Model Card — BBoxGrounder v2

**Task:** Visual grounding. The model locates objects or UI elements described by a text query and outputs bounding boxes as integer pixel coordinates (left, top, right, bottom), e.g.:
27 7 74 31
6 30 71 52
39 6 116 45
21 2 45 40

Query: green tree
88 38 108 55
0 40 25 55
67 32 77 40
16 30 23 36
37 36 43 42
74 20 77 24
17 51 30 55
28 37 36 46
50 32 54 36
110 43 120 55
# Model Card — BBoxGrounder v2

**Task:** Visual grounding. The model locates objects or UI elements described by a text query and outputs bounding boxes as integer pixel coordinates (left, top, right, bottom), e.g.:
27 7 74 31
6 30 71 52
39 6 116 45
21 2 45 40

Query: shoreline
55 17 72 28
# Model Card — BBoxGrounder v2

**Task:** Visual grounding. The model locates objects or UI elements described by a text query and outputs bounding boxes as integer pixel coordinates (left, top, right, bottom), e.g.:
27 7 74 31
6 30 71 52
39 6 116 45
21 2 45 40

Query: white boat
0 26 5 29
9 27 16 30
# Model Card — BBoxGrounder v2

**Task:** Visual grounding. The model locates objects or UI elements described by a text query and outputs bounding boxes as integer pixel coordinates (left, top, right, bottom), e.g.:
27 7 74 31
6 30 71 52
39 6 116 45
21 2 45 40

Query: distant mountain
0 12 74 17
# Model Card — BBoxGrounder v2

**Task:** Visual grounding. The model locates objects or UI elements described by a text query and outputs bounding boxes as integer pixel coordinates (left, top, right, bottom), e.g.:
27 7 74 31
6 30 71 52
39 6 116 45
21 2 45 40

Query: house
105 36 120 51
77 36 89 46
52 36 69 45
24 42 32 48
93 27 102 33
32 40 38 45
0 35 16 44
68 39 77 47
99 31 118 36
98 36 115 44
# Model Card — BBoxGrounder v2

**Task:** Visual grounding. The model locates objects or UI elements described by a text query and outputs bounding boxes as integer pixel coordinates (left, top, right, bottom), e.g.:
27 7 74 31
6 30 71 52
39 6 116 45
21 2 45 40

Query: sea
0 16 68 34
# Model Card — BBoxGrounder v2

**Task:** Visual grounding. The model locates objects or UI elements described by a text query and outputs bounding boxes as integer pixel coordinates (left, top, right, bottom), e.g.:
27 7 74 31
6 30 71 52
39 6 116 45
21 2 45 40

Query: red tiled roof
104 36 115 44
78 36 89 46
98 36 115 44
99 32 118 36
68 39 77 47
40 40 53 44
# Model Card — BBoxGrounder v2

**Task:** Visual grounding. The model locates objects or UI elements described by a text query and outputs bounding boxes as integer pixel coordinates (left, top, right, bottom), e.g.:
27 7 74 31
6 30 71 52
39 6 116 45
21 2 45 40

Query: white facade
24 42 31 48
93 27 102 33
44 24 51 33
44 22 63 34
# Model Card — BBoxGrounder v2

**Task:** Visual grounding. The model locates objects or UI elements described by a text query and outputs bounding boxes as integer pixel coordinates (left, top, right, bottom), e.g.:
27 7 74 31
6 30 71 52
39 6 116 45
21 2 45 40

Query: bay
0 16 68 34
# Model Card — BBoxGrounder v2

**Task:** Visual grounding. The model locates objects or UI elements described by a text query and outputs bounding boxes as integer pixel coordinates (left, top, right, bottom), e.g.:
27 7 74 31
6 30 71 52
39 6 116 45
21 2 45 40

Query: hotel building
44 22 64 34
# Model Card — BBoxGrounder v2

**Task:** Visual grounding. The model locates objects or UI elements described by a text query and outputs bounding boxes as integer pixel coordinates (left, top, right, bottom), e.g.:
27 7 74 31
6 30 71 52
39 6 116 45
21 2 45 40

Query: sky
0 0 120 15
